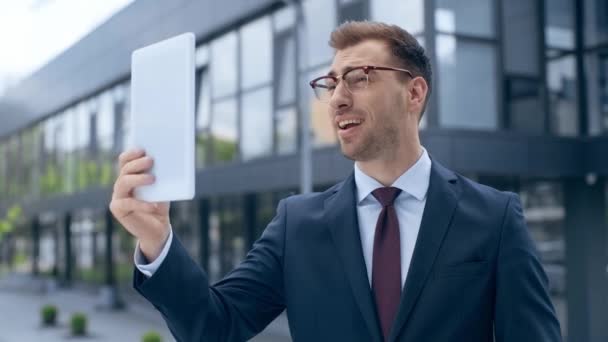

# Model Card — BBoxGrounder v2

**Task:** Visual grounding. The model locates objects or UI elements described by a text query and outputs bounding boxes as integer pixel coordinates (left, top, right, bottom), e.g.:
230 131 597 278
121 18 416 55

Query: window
501 0 544 133
302 0 336 69
241 87 273 161
276 106 298 155
196 68 212 167
505 77 544 133
112 84 128 154
338 0 366 23
371 0 424 35
211 33 238 98
241 16 273 89
548 55 578 136
436 0 495 37
545 0 575 51
502 0 541 76
275 32 296 106
586 50 608 135
211 98 238 163
519 181 567 338
437 35 498 130
584 0 608 47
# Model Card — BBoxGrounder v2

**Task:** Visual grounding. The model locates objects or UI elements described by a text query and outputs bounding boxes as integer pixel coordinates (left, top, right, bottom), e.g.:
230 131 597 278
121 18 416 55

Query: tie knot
372 187 402 207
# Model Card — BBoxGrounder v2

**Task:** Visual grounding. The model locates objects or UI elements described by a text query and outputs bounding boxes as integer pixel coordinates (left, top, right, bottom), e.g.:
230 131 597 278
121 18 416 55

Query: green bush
41 305 57 326
70 313 87 336
142 331 163 342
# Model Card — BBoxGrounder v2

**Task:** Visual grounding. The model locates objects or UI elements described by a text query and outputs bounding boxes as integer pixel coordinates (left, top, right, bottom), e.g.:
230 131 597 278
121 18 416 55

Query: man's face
327 39 413 162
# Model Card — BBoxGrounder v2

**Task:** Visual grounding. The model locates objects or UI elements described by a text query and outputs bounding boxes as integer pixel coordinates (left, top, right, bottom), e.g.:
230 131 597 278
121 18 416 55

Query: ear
408 77 428 117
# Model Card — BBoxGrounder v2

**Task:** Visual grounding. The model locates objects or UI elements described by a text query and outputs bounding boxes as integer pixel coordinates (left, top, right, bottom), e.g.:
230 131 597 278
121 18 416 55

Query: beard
339 122 400 162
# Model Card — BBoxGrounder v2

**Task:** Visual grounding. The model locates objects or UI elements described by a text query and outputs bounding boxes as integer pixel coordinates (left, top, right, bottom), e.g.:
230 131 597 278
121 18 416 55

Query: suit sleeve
133 199 287 342
494 192 563 342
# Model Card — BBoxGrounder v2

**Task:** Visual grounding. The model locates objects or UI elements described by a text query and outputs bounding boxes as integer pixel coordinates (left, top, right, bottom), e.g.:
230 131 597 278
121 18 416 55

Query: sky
0 0 133 96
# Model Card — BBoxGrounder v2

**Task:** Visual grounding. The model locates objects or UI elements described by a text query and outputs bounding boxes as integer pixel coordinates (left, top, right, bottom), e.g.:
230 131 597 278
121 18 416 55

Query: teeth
338 119 362 129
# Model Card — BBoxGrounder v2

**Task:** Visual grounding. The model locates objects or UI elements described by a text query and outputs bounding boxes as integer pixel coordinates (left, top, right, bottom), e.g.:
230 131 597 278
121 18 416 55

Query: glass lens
344 68 368 91
313 77 336 101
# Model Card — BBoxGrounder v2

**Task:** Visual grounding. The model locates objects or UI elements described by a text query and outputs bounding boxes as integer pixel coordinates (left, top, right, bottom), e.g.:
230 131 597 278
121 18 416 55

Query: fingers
112 173 155 199
109 198 157 218
120 156 154 176
118 148 145 170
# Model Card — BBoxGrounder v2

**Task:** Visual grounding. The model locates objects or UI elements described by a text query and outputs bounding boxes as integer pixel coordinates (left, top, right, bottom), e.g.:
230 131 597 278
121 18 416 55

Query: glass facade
437 35 498 130
4 0 607 204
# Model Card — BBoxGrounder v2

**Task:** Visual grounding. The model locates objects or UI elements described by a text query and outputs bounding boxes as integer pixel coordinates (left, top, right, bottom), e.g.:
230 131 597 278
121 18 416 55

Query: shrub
142 331 163 342
41 305 57 326
70 313 87 336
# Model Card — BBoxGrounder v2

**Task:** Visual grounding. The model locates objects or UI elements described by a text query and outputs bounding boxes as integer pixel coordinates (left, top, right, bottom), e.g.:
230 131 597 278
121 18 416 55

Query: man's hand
109 149 171 261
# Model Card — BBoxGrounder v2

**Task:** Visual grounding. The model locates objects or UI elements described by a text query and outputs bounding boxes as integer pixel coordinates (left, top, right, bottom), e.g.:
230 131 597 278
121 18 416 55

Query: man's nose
328 81 352 110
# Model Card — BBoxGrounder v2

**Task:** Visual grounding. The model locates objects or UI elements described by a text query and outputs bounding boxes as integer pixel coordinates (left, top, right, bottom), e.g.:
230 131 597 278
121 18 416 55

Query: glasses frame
308 65 414 101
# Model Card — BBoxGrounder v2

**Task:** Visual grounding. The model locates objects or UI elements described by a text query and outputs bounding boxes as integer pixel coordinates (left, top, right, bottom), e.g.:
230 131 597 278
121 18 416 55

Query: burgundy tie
371 187 402 341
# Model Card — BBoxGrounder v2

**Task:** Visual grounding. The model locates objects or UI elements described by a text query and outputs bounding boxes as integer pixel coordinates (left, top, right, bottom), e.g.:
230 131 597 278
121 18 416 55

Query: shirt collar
354 146 432 204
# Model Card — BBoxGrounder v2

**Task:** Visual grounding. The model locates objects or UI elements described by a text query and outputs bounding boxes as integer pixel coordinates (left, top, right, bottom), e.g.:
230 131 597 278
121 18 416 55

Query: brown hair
329 21 432 117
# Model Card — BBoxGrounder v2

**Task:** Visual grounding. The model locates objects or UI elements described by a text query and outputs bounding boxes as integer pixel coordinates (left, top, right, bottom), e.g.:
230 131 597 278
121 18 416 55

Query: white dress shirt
354 146 431 287
135 147 432 283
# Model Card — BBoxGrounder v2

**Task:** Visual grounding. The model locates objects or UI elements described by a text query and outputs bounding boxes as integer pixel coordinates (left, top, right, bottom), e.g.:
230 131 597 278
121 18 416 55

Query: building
0 0 607 341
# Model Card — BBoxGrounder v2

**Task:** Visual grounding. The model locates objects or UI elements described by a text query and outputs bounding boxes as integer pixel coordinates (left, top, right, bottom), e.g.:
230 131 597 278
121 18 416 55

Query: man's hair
329 21 432 119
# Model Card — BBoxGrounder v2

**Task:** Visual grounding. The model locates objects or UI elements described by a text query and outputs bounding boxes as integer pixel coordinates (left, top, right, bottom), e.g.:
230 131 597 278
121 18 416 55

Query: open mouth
338 119 363 130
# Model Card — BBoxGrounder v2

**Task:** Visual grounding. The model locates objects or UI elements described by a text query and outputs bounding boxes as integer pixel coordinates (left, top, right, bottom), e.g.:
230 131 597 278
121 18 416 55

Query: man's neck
356 144 423 187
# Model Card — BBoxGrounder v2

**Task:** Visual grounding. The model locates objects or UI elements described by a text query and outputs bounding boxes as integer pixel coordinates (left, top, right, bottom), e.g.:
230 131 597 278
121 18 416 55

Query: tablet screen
130 33 195 202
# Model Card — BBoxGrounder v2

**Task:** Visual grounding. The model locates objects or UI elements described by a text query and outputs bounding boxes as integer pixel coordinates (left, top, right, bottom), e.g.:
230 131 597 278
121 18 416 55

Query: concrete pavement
0 273 291 342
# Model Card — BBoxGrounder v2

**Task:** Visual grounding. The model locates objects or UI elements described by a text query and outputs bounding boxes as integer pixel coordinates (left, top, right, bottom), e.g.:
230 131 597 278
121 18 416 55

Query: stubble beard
340 123 400 162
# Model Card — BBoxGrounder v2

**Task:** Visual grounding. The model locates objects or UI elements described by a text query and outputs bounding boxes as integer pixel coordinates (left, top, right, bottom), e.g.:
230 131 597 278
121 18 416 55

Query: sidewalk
0 273 291 342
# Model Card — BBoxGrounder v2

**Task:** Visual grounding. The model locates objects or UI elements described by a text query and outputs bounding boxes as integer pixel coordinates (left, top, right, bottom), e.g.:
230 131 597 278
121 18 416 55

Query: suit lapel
324 173 383 342
389 157 462 342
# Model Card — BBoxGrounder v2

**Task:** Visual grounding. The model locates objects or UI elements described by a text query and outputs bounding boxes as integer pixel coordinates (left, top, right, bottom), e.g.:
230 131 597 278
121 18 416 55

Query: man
110 21 562 341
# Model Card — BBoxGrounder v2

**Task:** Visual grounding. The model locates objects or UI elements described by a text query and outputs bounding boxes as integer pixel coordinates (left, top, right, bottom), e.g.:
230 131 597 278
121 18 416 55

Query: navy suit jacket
134 157 562 341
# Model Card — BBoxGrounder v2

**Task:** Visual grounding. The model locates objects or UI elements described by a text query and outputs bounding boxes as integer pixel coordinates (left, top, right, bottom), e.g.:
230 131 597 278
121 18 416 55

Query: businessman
110 21 562 341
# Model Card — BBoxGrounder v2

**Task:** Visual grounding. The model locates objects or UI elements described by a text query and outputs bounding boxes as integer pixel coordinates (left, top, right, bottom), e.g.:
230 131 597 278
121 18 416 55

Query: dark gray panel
586 136 608 174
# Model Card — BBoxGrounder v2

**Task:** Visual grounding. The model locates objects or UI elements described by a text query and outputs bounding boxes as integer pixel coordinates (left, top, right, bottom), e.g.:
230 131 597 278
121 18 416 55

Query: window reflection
208 197 244 282
545 0 575 50
302 0 336 70
436 35 498 130
436 0 494 37
276 33 296 106
371 0 423 34
585 51 608 135
211 98 238 163
502 0 540 75
276 106 298 155
196 68 211 168
506 77 544 133
548 55 578 136
211 33 238 98
584 0 608 46
241 87 273 161
241 17 273 89
520 181 567 338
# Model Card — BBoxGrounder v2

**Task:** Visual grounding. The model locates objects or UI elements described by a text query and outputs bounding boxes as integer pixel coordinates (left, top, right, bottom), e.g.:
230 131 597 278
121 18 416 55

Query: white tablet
130 32 195 202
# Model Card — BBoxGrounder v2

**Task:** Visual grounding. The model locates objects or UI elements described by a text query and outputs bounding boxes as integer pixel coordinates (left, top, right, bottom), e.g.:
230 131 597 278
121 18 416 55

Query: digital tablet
130 32 195 202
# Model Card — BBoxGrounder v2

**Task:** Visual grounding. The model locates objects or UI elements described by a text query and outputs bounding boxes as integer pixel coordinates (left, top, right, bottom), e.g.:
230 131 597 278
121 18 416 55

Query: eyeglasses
309 65 413 103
